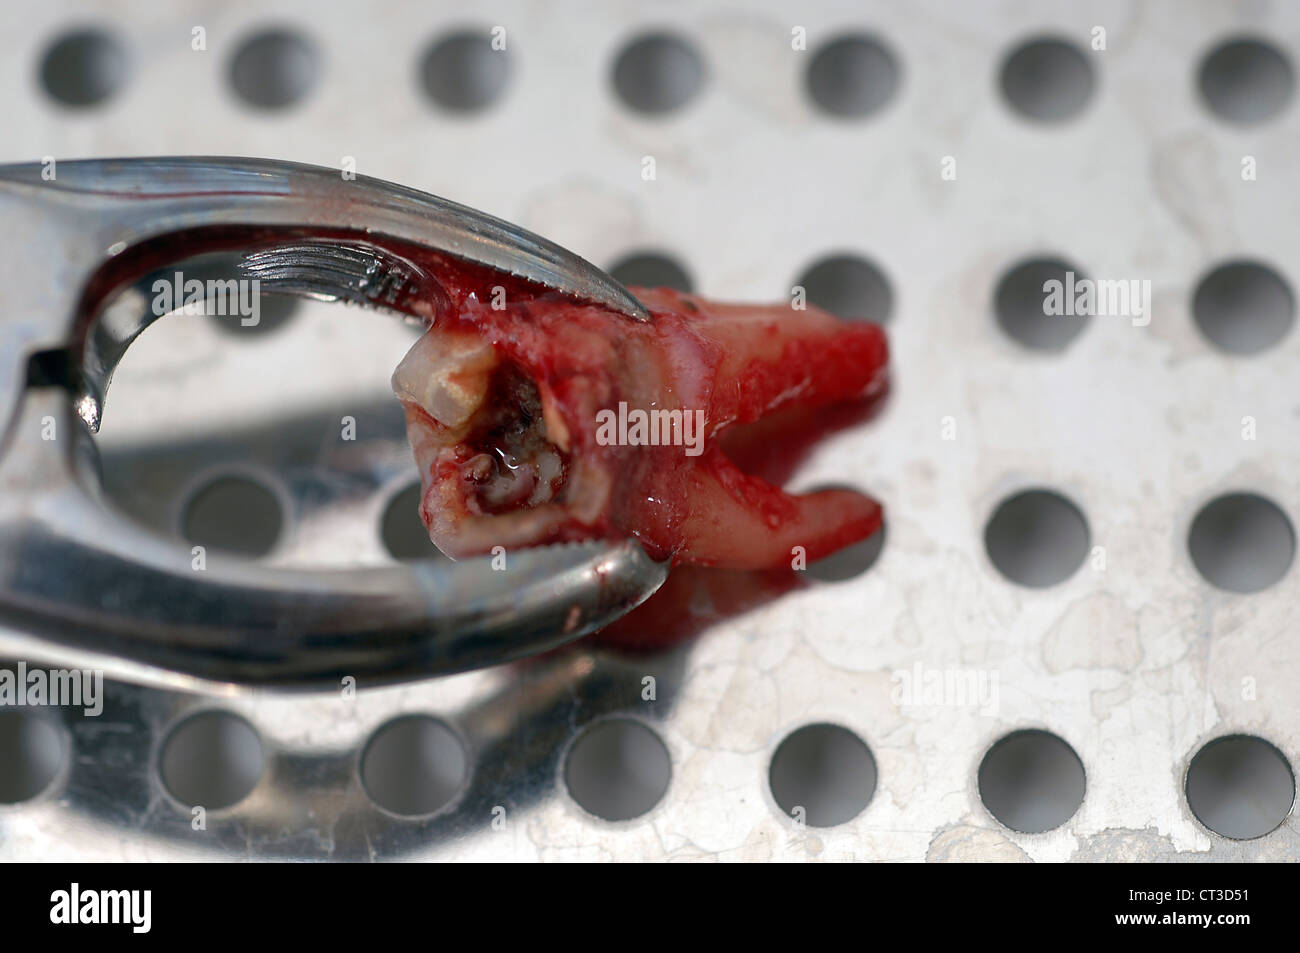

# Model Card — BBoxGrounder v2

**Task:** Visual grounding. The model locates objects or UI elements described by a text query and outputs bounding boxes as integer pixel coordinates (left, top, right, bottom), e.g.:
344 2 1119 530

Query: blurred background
0 0 1297 860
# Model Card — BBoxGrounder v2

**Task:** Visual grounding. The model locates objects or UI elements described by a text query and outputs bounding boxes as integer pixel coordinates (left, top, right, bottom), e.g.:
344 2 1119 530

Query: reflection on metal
1 1 1297 861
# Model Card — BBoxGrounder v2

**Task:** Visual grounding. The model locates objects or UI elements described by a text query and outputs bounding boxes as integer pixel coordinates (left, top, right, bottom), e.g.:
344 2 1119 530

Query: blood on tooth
391 275 888 569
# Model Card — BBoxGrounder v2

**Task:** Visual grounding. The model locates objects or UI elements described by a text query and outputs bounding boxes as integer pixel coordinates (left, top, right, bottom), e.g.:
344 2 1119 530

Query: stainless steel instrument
0 157 664 690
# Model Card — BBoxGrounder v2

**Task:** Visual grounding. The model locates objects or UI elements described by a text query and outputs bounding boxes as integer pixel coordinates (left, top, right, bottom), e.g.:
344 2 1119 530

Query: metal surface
0 156 648 436
0 157 665 689
1 0 1298 860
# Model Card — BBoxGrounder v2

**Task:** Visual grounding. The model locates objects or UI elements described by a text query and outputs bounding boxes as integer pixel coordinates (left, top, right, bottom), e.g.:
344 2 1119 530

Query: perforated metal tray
1 0 1297 861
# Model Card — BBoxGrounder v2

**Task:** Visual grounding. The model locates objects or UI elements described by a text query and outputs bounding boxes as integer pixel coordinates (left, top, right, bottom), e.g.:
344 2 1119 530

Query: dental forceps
0 157 665 691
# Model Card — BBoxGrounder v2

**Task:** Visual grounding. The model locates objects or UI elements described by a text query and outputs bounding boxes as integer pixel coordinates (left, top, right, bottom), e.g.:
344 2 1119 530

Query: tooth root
675 446 883 569
687 296 889 427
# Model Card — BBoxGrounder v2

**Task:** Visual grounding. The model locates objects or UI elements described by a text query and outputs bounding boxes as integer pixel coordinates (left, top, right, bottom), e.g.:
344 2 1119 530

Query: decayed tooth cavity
531 447 563 504
459 368 567 513
474 450 537 509
467 446 562 510
391 330 498 429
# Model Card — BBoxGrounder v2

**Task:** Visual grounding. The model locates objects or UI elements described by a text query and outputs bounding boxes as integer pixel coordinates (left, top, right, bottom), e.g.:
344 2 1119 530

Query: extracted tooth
393 284 887 568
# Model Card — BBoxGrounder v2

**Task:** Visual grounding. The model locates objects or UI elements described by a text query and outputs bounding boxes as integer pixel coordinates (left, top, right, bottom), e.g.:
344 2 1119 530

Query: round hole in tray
229 28 319 110
1000 36 1096 123
1185 734 1295 839
769 723 877 827
1198 36 1295 125
805 33 900 119
993 256 1091 352
1192 260 1294 356
39 27 128 107
565 718 671 822
985 488 1091 588
611 32 705 115
160 711 264 810
608 251 694 293
1188 492 1294 594
361 715 468 817
419 29 512 112
182 474 284 558
807 523 887 582
207 295 298 336
381 481 449 561
979 729 1085 833
797 253 894 323
0 710 66 804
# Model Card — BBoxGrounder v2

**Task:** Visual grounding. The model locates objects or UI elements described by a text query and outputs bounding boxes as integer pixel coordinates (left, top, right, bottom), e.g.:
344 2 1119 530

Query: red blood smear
593 394 889 653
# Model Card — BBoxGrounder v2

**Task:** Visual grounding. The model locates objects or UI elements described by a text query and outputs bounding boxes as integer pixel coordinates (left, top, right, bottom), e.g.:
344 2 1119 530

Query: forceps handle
0 390 666 691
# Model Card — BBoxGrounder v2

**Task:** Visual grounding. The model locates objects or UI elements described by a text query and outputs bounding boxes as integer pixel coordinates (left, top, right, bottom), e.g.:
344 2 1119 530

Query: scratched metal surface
1 0 1298 860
